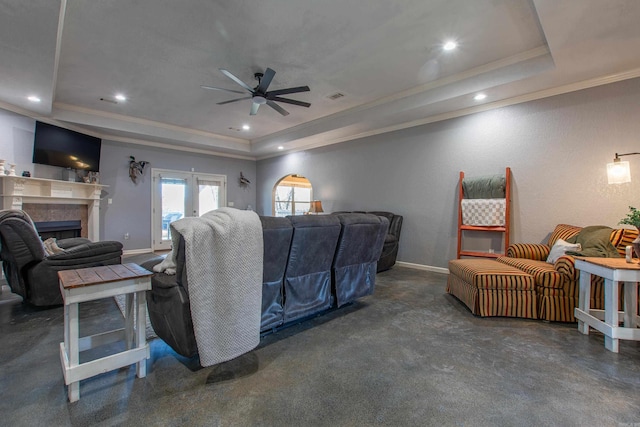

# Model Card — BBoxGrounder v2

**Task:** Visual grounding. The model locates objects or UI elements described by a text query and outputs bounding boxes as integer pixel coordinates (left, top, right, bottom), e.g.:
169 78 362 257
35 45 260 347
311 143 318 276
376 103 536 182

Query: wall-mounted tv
32 121 102 172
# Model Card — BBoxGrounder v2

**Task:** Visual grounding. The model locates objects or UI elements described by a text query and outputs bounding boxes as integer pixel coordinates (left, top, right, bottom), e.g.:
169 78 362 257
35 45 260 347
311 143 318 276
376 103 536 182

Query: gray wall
0 108 39 176
3 77 640 262
99 140 256 250
0 108 257 251
257 78 640 269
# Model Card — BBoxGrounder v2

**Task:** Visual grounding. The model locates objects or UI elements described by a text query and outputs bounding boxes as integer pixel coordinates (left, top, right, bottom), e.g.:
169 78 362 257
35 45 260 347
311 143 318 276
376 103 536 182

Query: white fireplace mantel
0 176 107 241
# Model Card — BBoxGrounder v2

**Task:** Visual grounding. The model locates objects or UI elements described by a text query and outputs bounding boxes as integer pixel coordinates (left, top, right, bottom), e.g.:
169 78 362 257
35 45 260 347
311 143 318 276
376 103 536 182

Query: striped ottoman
447 259 538 319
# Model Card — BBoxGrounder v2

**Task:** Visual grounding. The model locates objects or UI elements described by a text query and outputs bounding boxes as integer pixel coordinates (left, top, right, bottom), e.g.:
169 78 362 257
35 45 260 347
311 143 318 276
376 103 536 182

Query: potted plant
619 206 640 258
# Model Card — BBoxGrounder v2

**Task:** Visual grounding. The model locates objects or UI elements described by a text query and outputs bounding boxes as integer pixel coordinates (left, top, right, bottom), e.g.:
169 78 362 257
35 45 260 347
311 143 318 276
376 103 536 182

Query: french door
151 168 226 250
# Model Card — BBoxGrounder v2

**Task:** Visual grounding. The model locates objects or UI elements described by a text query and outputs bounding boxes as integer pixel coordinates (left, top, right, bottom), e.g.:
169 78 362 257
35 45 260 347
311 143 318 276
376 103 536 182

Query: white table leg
135 289 147 378
67 302 80 402
125 293 134 349
63 301 70 353
604 278 619 353
623 281 638 328
577 270 592 334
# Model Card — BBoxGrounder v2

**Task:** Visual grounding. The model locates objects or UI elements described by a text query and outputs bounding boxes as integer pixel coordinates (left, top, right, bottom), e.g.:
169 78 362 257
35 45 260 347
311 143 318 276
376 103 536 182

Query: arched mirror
272 174 312 217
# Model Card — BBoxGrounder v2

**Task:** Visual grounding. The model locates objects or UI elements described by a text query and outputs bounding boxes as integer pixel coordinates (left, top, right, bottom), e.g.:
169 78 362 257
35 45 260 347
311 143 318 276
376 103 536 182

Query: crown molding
53 102 249 144
257 66 640 159
0 99 255 160
104 134 256 161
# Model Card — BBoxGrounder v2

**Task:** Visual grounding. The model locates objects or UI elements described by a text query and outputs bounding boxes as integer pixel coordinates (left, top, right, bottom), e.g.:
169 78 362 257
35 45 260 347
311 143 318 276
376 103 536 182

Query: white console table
0 176 106 241
575 257 640 352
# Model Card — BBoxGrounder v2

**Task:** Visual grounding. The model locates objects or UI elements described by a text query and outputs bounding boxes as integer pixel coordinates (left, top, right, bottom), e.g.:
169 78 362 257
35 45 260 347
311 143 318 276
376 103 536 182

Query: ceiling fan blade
266 86 310 97
270 97 311 108
257 68 276 93
267 100 290 116
217 97 252 105
200 85 246 94
250 102 260 116
219 69 254 92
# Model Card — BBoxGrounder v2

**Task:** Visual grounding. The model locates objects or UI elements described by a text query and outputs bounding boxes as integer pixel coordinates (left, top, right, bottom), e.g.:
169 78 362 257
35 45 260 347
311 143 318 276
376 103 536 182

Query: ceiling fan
201 67 311 116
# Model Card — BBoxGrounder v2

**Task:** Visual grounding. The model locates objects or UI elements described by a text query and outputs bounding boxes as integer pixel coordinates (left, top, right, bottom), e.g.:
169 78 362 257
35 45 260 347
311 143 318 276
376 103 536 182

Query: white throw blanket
169 208 263 366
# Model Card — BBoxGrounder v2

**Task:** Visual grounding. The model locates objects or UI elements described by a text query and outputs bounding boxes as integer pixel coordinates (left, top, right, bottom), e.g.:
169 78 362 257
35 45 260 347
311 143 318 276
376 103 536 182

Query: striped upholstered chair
496 224 638 322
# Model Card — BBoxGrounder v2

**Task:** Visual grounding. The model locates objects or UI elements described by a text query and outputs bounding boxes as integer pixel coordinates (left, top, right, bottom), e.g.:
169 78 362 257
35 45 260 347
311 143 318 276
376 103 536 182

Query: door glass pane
197 183 220 216
161 178 186 240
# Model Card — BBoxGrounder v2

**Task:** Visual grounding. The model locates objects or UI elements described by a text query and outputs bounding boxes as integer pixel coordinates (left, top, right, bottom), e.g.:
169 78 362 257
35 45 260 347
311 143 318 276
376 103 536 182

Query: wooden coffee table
58 263 152 402
574 257 640 352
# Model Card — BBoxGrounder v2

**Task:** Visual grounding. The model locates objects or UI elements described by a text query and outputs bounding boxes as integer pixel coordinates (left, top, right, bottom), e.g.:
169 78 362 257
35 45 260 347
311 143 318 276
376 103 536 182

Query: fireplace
34 220 82 241
0 176 103 241
22 203 88 239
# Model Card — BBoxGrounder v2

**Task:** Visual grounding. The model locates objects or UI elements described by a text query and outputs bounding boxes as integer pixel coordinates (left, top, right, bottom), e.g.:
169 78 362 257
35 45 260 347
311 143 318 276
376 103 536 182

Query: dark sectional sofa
333 211 403 272
144 213 389 358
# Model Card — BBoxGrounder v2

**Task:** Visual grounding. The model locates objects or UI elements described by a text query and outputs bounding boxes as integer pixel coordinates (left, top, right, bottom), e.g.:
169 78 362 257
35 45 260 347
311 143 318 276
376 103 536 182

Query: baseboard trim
395 261 449 275
123 248 154 256
118 252 451 272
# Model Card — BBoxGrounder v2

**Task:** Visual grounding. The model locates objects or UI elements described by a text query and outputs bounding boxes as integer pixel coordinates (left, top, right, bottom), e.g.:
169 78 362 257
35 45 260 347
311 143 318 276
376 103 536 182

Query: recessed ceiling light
242 124 250 130
443 40 458 51
27 95 41 103
277 146 284 150
115 93 126 101
474 93 487 101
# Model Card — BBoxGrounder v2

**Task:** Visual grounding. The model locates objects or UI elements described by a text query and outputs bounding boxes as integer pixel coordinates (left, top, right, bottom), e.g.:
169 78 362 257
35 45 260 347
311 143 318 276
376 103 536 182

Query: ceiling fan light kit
202 67 311 116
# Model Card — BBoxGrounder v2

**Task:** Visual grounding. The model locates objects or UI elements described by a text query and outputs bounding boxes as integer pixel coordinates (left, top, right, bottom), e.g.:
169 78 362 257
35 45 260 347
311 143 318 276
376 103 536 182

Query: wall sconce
309 200 324 214
607 152 639 184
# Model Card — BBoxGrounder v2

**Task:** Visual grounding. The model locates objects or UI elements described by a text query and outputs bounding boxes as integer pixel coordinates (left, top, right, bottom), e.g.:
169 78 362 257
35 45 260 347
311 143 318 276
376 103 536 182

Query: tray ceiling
1 0 640 159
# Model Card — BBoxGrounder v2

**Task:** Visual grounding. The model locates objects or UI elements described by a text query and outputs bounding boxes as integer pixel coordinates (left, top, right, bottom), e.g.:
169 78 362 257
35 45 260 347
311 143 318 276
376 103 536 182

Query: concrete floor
1 267 639 426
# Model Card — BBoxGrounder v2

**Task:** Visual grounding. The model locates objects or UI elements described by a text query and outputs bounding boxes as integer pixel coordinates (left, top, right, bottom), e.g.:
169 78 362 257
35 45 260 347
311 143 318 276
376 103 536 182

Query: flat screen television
32 121 102 172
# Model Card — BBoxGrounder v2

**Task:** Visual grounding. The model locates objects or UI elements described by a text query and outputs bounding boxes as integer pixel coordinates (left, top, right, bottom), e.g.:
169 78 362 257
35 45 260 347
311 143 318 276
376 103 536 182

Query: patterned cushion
448 259 534 290
497 257 566 290
610 228 639 256
506 243 550 261
554 255 578 281
547 224 582 247
447 259 538 319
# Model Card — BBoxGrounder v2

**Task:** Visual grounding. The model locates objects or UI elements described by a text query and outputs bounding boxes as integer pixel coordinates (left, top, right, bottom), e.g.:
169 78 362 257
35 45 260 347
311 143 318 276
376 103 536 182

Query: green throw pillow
565 226 620 258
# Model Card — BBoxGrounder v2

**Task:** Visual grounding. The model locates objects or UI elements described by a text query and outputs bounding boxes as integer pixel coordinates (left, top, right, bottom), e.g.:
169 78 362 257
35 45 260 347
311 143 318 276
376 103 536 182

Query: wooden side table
58 263 153 402
574 257 640 352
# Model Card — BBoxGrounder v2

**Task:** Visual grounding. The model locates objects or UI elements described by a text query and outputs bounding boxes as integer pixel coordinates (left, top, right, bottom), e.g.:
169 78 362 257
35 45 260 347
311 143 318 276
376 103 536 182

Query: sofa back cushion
259 216 293 331
610 227 639 256
368 211 403 239
547 224 582 247
332 213 388 307
283 215 341 322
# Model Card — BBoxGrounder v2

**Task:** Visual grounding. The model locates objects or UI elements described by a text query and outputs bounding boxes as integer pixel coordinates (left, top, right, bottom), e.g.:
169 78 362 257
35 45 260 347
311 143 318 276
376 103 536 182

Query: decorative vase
8 164 16 176
0 159 5 175
633 231 640 260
